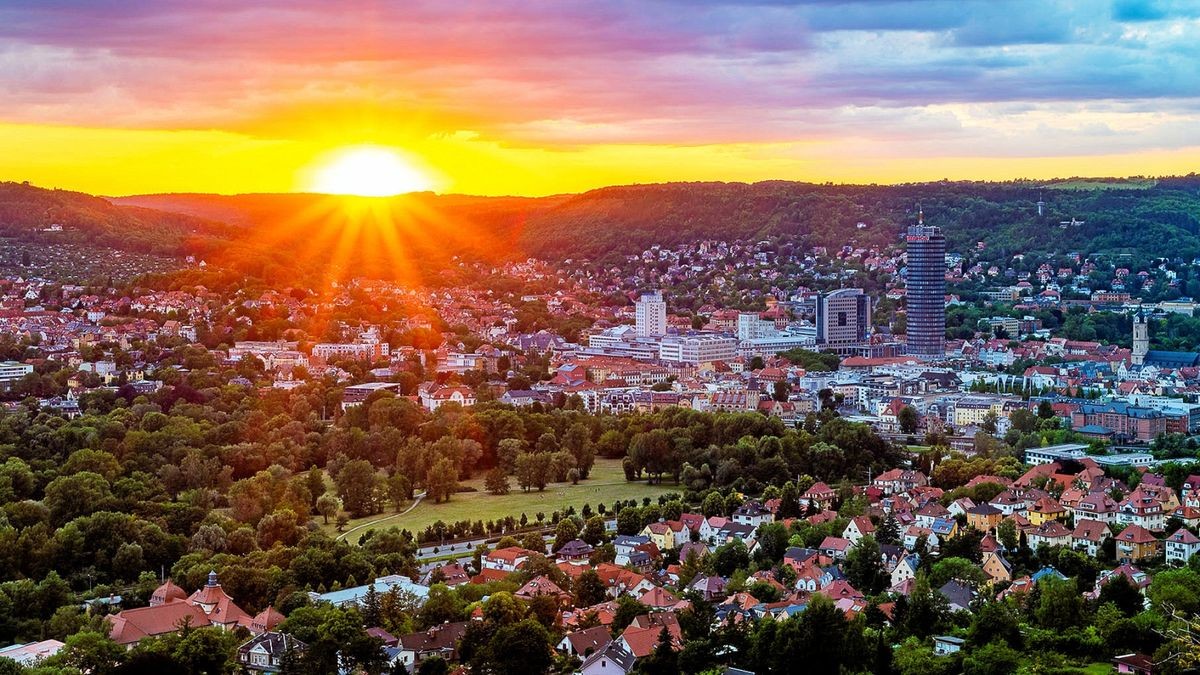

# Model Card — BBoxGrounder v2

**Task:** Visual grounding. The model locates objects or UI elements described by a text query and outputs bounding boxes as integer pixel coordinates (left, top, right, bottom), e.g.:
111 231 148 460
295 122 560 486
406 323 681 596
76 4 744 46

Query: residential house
819 536 852 561
515 576 571 606
579 642 637 675
1112 653 1154 675
1071 493 1119 524
482 547 533 572
1115 525 1161 563
915 502 951 528
1119 494 1166 532
237 632 306 673
1165 527 1200 566
890 554 920 588
732 501 774 527
641 522 677 552
981 551 1013 584
966 503 1003 532
557 626 612 658
939 580 975 613
934 636 966 656
689 575 728 603
873 469 929 496
1071 519 1111 557
842 516 875 545
801 482 837 510
1027 497 1067 526
1182 474 1200 508
557 539 594 563
395 621 470 670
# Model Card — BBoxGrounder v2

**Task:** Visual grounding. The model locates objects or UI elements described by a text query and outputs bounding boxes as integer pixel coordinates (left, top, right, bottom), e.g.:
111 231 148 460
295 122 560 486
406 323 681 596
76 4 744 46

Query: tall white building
1132 313 1149 366
635 291 667 337
736 312 777 341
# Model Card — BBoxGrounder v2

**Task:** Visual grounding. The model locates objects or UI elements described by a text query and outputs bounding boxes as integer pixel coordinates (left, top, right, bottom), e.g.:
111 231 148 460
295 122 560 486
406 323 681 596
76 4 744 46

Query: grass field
328 458 678 540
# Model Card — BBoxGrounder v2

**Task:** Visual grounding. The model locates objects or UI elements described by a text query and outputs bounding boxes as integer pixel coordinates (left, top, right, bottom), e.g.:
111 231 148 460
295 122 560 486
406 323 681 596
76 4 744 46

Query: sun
307 146 435 196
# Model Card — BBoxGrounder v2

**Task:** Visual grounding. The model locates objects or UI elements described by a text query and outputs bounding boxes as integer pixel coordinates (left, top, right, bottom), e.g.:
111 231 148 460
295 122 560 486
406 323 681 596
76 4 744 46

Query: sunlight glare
307 146 434 196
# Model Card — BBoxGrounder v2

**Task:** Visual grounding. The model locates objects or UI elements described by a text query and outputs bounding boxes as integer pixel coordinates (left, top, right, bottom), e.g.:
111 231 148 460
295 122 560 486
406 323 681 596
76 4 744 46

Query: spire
207 570 218 587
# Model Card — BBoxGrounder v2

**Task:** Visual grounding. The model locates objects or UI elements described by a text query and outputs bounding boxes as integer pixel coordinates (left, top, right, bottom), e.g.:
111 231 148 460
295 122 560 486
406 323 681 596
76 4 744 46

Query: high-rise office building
816 289 871 346
905 212 946 358
635 291 667 337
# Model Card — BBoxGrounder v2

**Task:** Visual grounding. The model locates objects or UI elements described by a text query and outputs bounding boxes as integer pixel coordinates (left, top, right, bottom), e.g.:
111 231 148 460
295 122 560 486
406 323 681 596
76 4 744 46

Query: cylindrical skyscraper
905 214 946 358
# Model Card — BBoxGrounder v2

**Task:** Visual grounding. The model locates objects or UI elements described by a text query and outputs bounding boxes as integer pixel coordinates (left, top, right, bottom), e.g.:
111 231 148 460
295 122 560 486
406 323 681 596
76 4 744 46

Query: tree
899 405 919 434
316 492 341 525
980 410 999 435
772 380 791 402
930 557 988 589
845 536 887 595
563 423 595 478
484 467 510 496
581 515 606 546
553 517 580 552
701 492 725 517
901 574 949 639
335 459 379 518
628 429 678 484
678 549 704 588
638 626 679 675
962 642 1020 675
1034 576 1085 631
754 523 790 565
1148 568 1200 616
996 518 1018 551
1010 407 1038 434
425 457 459 503
617 507 642 535
613 596 650 632
574 569 607 608
515 452 550 492
876 514 900 545
44 471 112 525
387 472 411 510
968 601 1022 648
711 541 750 577
488 619 553 675
1098 573 1145 617
51 630 125 674
894 636 957 675
418 655 450 675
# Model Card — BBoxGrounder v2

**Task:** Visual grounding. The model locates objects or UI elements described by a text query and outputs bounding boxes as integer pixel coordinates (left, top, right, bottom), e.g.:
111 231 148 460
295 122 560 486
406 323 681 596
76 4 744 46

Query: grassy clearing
332 458 678 540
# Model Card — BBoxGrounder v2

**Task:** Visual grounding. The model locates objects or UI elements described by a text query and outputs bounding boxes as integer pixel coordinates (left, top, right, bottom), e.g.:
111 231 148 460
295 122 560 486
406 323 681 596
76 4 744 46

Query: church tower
1132 313 1149 366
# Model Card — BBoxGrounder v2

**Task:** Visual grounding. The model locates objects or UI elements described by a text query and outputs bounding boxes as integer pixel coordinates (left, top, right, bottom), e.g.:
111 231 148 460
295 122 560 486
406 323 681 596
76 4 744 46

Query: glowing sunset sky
2 0 1199 196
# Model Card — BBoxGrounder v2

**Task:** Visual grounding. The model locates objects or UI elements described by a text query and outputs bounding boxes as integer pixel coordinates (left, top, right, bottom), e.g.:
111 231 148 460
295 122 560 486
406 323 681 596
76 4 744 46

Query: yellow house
966 504 1003 532
1027 497 1067 526
981 550 1013 583
640 522 675 551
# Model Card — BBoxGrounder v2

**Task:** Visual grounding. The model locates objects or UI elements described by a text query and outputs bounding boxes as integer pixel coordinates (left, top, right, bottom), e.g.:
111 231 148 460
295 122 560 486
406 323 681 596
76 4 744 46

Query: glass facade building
905 223 946 358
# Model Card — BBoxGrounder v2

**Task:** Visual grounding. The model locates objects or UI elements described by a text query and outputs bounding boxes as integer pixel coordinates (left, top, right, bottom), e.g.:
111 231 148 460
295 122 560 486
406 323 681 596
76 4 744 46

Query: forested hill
517 176 1200 262
0 181 234 257
115 176 1200 266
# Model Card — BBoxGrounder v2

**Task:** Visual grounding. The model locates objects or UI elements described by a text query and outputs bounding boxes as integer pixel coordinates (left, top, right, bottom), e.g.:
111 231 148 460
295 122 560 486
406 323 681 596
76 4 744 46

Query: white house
1166 528 1200 566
